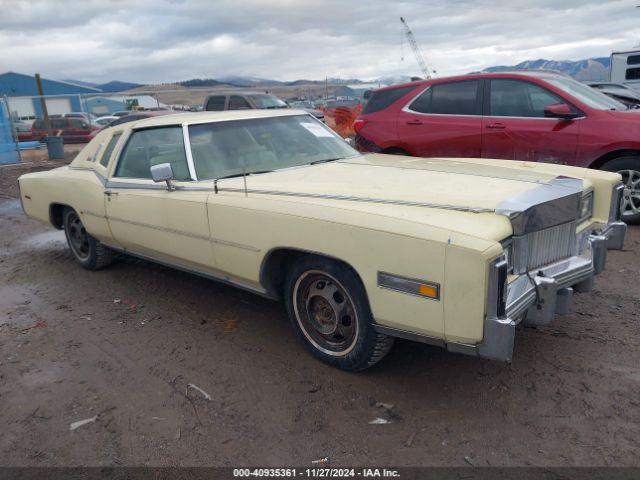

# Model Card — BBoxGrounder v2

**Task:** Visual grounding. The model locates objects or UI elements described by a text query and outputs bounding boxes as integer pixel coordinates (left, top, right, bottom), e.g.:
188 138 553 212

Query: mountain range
64 56 614 92
481 57 611 81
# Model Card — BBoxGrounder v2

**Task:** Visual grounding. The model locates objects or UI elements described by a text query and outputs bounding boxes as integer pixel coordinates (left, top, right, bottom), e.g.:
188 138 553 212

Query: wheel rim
292 270 359 356
65 211 90 260
618 169 640 218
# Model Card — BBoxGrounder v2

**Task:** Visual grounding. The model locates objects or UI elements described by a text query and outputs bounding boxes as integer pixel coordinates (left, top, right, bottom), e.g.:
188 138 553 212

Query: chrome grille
513 221 576 273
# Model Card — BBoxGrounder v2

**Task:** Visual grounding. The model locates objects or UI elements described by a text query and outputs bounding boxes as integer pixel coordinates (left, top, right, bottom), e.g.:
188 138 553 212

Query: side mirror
544 102 579 120
150 162 175 191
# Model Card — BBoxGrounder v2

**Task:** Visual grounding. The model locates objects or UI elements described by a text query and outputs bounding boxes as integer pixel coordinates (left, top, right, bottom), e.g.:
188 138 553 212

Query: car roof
374 70 568 92
123 109 309 129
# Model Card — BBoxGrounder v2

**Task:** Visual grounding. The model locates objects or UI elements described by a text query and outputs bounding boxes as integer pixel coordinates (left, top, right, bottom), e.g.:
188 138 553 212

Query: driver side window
114 126 191 180
489 79 563 117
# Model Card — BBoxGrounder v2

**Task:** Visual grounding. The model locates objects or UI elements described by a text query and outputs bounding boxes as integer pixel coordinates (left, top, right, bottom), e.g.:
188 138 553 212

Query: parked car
93 115 119 127
12 120 34 142
588 82 640 108
107 110 174 127
354 72 640 223
18 110 625 370
31 117 100 143
204 92 325 121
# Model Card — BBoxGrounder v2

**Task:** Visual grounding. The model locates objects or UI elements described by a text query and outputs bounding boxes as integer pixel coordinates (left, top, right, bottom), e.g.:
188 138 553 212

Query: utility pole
35 73 52 136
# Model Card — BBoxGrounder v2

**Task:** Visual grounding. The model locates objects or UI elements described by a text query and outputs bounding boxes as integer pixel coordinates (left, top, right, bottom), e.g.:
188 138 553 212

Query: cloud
0 0 639 83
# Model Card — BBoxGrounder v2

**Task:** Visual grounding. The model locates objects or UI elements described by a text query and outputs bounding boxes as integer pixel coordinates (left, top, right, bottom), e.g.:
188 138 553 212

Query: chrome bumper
467 221 626 363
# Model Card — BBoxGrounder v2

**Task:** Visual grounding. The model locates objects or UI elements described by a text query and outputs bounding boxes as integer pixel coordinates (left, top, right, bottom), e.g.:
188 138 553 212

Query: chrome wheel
65 211 90 260
619 169 640 218
292 270 358 356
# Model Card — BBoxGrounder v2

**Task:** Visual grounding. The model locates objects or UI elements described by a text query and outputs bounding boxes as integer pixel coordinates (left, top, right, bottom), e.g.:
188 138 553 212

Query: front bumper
460 221 626 362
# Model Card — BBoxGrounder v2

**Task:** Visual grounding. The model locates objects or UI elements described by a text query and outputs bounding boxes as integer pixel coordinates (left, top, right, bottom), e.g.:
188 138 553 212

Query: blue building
0 72 101 120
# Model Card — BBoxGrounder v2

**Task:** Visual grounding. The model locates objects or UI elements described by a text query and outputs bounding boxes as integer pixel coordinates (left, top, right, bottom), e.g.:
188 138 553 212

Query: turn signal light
418 284 439 299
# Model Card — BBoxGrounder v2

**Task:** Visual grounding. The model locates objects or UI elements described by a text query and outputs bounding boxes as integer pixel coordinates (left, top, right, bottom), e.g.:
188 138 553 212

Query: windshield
188 114 359 180
547 77 627 111
251 94 288 109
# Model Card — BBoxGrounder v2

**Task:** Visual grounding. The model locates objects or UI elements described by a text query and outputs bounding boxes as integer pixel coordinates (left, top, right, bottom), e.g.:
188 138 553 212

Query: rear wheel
284 256 394 371
63 207 114 270
601 156 640 224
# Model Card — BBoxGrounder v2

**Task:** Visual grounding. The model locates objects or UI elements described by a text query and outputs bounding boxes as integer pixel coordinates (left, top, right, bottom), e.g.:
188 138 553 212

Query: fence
0 98 19 165
3 83 369 150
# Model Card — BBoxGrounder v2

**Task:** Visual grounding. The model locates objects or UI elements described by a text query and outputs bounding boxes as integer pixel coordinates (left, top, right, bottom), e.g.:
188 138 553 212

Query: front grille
513 221 576 273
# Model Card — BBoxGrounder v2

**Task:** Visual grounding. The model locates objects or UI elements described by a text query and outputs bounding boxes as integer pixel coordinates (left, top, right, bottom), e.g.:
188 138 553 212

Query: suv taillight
353 119 366 134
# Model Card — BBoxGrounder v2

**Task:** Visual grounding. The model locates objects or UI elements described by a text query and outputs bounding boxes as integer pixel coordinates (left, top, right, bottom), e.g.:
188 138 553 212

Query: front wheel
63 207 114 270
284 256 394 371
601 156 640 224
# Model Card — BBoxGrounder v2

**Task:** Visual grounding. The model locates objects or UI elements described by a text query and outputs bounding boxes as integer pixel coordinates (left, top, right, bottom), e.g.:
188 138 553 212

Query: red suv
355 72 640 223
31 117 100 144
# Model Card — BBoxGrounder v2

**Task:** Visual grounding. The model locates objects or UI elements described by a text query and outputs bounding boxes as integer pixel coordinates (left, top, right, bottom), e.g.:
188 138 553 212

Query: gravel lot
1 159 639 467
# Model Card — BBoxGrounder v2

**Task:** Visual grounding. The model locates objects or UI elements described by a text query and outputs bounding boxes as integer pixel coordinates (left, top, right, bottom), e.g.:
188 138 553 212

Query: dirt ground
0 158 639 467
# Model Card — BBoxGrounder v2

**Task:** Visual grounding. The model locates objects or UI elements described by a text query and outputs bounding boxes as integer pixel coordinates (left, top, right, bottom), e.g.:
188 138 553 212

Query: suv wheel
284 256 394 371
602 156 640 224
63 207 114 270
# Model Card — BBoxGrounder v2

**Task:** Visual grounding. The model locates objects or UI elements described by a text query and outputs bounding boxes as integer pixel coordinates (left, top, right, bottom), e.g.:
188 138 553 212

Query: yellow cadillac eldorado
18 110 627 370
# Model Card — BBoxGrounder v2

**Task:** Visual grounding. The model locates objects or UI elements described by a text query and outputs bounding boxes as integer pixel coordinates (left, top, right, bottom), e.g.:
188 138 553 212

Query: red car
355 72 640 223
31 117 100 144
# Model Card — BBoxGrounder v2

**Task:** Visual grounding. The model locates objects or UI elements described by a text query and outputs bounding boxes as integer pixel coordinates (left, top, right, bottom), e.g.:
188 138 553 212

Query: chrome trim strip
81 210 106 219
496 176 583 235
107 216 210 241
377 271 440 300
68 166 107 186
609 183 625 222
373 324 445 347
217 187 493 213
210 237 261 252
104 244 272 298
182 124 198 181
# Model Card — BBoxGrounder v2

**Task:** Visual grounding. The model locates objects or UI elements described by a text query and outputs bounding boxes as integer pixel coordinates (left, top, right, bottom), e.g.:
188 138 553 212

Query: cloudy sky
1 0 639 84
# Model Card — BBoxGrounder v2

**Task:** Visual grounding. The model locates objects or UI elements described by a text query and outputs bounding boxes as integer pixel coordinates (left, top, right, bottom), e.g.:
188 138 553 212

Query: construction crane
400 16 432 79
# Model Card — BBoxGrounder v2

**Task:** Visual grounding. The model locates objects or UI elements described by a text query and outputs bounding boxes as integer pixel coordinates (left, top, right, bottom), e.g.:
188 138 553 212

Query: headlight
578 190 594 224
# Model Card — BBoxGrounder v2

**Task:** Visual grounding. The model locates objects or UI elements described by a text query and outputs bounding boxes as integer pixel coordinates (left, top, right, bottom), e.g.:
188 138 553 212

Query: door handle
486 123 506 129
406 119 423 125
104 190 118 197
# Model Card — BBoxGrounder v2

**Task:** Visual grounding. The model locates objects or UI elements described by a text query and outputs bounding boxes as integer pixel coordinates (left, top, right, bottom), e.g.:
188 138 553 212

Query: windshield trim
185 114 359 181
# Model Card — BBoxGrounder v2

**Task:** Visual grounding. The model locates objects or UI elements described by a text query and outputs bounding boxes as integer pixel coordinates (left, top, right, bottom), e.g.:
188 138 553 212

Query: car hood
215 154 590 242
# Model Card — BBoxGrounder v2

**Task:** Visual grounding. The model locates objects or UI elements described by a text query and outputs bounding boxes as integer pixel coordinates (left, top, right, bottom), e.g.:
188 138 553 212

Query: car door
68 118 91 142
481 78 581 164
395 79 483 157
104 125 215 270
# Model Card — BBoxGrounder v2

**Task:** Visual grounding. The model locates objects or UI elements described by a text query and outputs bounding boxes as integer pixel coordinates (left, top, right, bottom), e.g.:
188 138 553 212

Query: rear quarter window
362 86 417 114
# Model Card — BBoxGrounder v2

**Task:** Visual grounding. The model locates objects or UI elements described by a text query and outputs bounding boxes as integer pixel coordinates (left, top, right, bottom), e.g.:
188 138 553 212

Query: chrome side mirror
150 162 175 191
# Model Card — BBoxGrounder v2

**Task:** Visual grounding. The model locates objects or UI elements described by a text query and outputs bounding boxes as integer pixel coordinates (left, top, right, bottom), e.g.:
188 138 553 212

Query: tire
601 156 640 225
284 255 394 371
62 207 114 270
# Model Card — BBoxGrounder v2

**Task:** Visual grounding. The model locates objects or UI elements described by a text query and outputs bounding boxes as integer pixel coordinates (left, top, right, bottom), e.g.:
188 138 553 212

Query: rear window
627 55 640 66
362 86 417 114
626 68 640 80
409 80 480 115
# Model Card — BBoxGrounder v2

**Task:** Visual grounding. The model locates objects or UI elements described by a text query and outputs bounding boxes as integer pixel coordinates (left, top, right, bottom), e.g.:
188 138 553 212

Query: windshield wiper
216 170 272 180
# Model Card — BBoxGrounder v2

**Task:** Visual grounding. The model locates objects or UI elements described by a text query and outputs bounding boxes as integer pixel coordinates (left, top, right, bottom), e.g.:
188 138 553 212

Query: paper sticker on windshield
301 122 334 137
